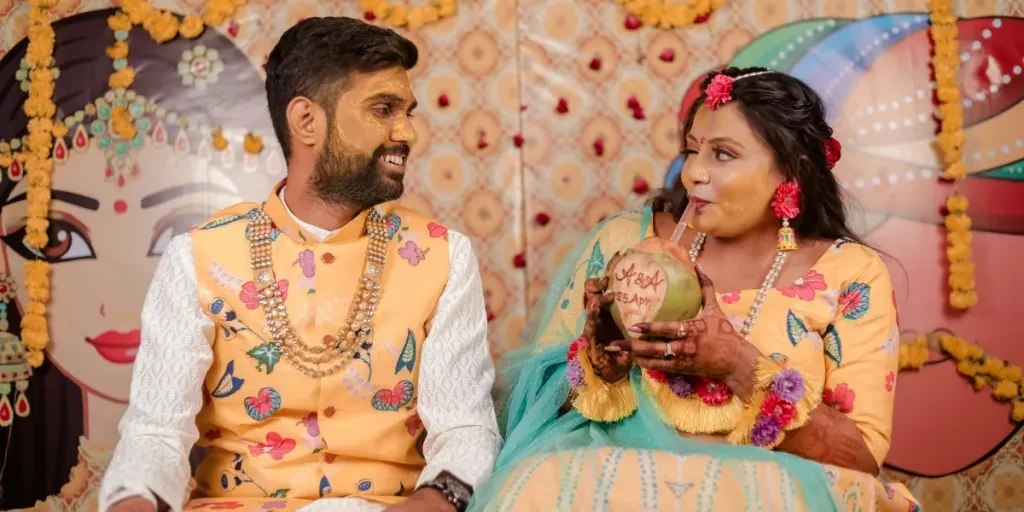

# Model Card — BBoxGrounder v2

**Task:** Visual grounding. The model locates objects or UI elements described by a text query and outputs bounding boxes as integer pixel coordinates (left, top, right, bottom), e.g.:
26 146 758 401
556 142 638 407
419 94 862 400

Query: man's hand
108 497 156 512
382 488 456 512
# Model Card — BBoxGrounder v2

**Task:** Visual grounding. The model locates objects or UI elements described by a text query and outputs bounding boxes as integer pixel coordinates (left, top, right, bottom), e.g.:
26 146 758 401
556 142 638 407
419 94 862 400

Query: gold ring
676 324 686 338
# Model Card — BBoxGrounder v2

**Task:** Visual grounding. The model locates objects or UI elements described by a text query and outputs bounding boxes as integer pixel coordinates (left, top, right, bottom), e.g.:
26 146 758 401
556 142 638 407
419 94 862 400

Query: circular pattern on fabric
457 29 500 77
429 153 466 196
460 188 506 237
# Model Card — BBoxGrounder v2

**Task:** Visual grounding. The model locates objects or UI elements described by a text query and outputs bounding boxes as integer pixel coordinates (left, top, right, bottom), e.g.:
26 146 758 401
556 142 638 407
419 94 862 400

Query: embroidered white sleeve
99 233 214 512
414 230 502 491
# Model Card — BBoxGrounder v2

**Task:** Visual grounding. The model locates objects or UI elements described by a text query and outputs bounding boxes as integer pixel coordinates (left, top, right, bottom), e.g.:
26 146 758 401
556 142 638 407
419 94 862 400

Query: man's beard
310 127 409 211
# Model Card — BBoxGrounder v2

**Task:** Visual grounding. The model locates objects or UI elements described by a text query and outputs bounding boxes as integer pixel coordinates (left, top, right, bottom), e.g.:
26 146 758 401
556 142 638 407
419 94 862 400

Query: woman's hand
615 268 759 398
581 273 632 383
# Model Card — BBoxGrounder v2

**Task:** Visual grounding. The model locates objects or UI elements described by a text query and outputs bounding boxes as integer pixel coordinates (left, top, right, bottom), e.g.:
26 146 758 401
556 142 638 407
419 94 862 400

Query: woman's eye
148 212 209 257
1 219 96 264
714 149 735 161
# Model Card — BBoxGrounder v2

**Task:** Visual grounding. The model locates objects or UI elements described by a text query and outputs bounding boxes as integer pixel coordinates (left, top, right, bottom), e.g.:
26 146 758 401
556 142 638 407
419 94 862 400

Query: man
99 17 500 512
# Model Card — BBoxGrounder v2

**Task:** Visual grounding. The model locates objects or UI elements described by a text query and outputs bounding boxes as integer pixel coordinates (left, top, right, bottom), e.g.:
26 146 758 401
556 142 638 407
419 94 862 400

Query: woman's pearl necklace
248 207 390 377
687 233 787 339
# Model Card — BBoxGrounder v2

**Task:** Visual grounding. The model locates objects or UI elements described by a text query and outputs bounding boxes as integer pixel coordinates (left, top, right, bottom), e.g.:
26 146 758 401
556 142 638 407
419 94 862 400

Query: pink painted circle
495 72 521 112
615 79 657 121
583 196 625 229
645 31 690 79
579 114 624 163
428 153 465 196
650 112 682 160
528 201 555 246
494 0 519 33
543 2 580 42
459 109 502 156
578 36 621 84
618 155 658 196
521 119 552 166
457 29 500 77
549 160 587 202
427 74 463 112
460 188 506 237
480 269 509 317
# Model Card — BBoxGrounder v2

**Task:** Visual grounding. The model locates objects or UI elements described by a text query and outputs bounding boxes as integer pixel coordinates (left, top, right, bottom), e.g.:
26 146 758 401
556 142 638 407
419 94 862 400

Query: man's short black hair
265 17 418 160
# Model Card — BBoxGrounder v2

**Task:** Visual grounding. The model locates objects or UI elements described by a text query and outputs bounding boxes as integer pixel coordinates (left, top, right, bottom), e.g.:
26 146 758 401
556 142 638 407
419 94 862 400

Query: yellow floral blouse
547 208 901 466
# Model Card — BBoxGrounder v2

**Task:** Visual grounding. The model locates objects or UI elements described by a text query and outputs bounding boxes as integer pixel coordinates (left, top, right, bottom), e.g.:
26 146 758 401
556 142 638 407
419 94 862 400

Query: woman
470 67 918 511
0 8 280 507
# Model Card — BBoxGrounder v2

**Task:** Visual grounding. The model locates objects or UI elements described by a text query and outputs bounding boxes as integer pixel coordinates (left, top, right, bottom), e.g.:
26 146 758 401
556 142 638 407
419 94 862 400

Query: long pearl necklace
248 207 389 377
687 233 787 339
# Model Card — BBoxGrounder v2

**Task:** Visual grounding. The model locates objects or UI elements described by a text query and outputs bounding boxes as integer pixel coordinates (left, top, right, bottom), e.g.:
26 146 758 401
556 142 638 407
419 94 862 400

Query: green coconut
607 236 703 340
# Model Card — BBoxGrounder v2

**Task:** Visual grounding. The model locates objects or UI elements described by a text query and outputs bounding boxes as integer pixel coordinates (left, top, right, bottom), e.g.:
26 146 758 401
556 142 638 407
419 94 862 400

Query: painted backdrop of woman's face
0 8 277 441
2 139 242 401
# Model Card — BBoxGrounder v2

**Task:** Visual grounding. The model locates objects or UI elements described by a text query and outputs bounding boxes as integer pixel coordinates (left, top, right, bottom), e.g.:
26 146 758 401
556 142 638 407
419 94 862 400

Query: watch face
440 476 470 501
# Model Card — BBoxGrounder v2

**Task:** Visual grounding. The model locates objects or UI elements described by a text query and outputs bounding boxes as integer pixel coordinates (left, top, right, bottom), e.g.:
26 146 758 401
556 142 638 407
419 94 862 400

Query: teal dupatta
468 207 839 511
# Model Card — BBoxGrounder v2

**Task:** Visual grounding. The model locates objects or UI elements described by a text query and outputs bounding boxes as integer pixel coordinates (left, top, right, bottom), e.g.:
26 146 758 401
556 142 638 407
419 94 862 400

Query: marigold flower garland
899 332 1023 423
107 0 247 91
928 0 976 310
359 0 456 29
19 0 62 368
615 0 725 30
944 194 976 309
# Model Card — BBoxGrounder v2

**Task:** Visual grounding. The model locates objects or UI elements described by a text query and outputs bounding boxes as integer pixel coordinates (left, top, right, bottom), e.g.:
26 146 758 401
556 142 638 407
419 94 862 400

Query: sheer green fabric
469 207 839 511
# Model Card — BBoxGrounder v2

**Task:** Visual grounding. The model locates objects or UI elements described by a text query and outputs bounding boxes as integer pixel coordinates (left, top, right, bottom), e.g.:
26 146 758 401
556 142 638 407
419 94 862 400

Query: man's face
311 66 418 210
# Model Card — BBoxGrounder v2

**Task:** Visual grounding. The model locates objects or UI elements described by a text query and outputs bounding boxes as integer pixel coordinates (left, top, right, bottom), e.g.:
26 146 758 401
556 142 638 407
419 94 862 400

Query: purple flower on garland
667 374 695 398
750 414 783 447
771 369 805 403
566 356 585 388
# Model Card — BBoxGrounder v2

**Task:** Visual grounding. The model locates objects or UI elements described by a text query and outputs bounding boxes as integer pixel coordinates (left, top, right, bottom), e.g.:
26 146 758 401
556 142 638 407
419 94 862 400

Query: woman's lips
85 330 141 364
690 197 712 210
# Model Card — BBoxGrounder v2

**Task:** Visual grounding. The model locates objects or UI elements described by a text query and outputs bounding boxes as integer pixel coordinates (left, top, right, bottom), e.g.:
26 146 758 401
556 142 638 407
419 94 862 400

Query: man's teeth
382 154 405 166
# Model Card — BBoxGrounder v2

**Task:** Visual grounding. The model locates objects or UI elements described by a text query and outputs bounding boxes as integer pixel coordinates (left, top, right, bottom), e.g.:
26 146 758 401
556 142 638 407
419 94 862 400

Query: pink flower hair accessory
703 74 734 110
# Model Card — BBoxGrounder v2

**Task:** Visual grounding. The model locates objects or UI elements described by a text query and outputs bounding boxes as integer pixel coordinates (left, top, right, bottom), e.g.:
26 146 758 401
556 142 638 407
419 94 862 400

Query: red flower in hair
824 137 842 169
771 181 801 219
704 74 734 110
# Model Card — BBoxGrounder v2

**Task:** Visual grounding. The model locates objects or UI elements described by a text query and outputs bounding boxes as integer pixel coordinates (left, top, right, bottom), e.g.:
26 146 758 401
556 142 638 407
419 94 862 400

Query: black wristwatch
420 470 472 512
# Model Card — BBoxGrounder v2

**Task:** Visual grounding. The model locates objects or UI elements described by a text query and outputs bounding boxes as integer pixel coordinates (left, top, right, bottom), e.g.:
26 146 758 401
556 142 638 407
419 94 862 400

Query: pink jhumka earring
771 181 801 252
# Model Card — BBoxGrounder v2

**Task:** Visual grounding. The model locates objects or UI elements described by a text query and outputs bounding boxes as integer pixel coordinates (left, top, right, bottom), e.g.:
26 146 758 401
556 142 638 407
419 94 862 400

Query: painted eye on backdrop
1 217 96 264
148 210 210 257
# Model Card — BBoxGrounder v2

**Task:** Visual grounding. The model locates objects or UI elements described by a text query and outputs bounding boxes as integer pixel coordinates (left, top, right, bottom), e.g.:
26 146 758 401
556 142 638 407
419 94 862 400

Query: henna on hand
581 277 631 382
617 267 760 396
777 403 880 475
624 316 751 380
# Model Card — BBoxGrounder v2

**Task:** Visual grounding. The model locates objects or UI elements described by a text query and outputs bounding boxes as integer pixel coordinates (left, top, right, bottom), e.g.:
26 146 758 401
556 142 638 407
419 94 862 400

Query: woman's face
1 136 243 401
680 103 786 237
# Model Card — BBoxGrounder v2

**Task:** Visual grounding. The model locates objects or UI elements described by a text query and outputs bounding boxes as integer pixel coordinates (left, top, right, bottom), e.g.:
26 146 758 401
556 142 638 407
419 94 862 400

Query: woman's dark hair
651 66 863 244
